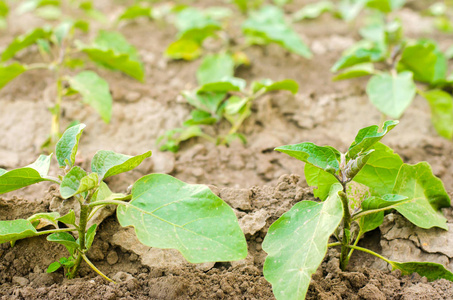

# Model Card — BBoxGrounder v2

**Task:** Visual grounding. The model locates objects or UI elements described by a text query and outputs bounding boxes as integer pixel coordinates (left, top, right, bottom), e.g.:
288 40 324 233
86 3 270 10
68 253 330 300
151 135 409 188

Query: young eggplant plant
158 70 299 152
331 3 453 139
0 21 144 147
0 124 247 281
263 120 453 300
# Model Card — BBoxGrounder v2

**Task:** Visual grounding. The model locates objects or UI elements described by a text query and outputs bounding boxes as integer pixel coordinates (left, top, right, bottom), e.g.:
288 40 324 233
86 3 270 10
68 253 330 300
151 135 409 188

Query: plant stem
339 185 352 271
68 204 89 279
50 78 63 146
347 231 363 260
344 244 393 265
81 254 116 283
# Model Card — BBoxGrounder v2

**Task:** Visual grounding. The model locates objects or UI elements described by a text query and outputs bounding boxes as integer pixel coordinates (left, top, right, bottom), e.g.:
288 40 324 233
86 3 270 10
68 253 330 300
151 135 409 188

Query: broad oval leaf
304 163 338 200
68 71 112 123
262 184 343 300
165 39 202 61
389 261 453 281
397 40 447 85
275 142 341 174
393 162 451 229
251 79 299 94
242 6 312 58
56 123 86 168
366 72 416 119
117 174 247 263
421 90 453 139
0 154 53 194
0 63 27 89
60 167 98 199
91 150 152 180
353 143 403 195
196 53 234 85
347 120 398 159
1 27 51 61
0 219 38 243
47 232 78 254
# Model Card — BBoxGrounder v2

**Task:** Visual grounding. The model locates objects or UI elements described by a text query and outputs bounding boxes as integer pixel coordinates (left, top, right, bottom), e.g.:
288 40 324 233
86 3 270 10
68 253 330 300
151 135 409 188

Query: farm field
1 0 453 299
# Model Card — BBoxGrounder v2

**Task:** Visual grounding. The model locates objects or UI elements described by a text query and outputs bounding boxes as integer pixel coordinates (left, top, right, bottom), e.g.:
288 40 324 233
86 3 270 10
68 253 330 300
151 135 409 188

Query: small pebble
106 250 119 265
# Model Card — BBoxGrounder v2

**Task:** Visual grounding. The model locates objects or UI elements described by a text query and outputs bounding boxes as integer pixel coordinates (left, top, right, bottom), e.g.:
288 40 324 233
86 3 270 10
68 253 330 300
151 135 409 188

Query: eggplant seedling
263 120 453 299
0 124 247 281
0 21 144 147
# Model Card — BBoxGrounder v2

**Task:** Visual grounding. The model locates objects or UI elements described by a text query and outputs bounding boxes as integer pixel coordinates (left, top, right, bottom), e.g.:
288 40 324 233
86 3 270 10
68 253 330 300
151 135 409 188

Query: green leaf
91 150 152 180
420 90 453 139
242 6 312 58
389 261 453 281
85 224 97 250
353 143 403 195
337 0 367 21
262 184 343 300
174 8 221 43
347 120 398 159
196 53 234 85
0 1 8 18
60 167 98 199
165 39 202 60
366 72 416 119
118 4 152 21
366 0 405 13
27 212 60 228
392 162 450 229
92 181 128 203
158 126 206 152
0 154 53 194
331 48 382 72
46 261 61 273
293 1 333 21
56 123 86 168
0 63 27 89
333 63 374 81
362 194 409 210
47 232 78 254
0 219 39 243
57 210 76 226
251 79 299 94
67 71 112 123
183 110 217 126
275 142 341 174
198 78 246 93
397 40 447 84
304 163 339 200
1 27 51 61
79 31 144 81
117 174 247 263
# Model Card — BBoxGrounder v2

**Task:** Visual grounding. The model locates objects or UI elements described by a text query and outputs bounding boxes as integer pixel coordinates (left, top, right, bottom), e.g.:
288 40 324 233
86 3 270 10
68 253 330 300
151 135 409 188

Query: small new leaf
91 150 152 180
56 123 86 168
60 167 98 199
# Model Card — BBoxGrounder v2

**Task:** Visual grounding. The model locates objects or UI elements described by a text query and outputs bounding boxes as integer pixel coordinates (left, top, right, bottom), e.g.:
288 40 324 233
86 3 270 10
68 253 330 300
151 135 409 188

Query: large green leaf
0 219 38 243
79 31 144 81
393 162 451 229
0 63 27 89
421 90 453 139
366 72 416 119
262 184 343 300
275 142 341 174
1 27 51 61
0 155 53 194
242 6 312 58
117 174 247 263
91 150 152 180
67 71 112 123
397 40 447 85
196 53 234 85
304 163 338 200
389 261 453 281
118 4 152 21
251 79 299 94
353 143 403 195
347 120 398 159
366 0 405 13
55 123 86 168
60 167 98 199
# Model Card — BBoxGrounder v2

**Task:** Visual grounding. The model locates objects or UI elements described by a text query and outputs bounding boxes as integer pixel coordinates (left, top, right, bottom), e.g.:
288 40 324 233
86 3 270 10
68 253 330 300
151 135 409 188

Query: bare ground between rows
1 175 453 300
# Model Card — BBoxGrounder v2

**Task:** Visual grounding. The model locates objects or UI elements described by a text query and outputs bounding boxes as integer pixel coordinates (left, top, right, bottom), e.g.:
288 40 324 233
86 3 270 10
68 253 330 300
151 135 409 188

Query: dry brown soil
1 0 453 299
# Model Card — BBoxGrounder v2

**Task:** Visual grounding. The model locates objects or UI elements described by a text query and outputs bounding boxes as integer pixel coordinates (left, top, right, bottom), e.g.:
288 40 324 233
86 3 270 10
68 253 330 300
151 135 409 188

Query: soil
1 0 453 299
